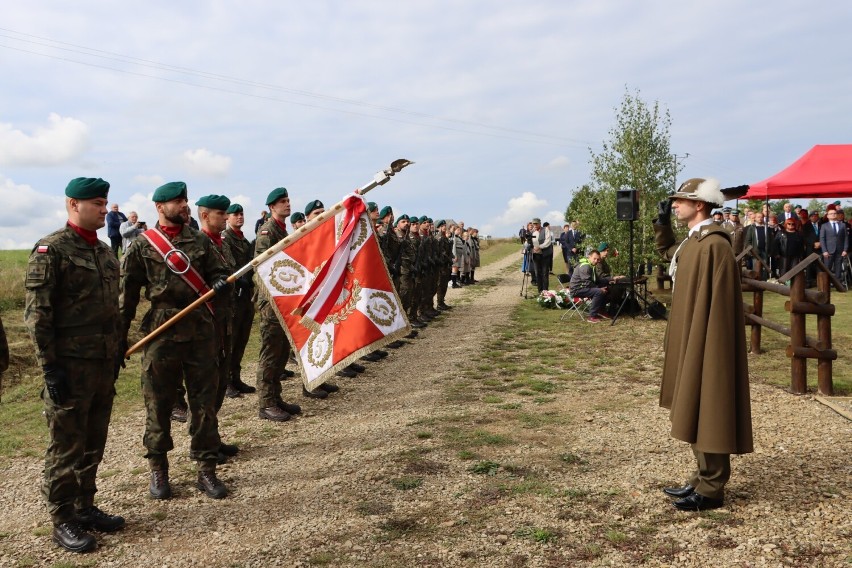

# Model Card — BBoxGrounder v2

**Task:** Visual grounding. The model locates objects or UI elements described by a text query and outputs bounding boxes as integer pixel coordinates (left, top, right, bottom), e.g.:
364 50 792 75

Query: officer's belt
56 323 113 337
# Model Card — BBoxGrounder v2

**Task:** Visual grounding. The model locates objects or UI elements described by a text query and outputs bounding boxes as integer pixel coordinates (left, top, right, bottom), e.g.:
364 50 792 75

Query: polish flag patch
37 245 49 253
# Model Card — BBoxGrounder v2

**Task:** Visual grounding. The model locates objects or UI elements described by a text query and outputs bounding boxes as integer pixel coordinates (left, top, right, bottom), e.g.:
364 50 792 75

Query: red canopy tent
744 144 852 200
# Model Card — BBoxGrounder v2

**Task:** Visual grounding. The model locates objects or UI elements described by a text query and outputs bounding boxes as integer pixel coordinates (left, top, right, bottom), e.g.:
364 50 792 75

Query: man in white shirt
531 217 553 293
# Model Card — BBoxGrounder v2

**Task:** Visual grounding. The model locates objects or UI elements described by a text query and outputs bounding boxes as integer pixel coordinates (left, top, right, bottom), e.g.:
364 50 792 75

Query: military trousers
214 322 232 413
688 446 731 500
409 275 423 320
42 357 115 525
230 294 256 385
436 264 451 305
256 301 291 408
141 336 220 465
398 271 414 312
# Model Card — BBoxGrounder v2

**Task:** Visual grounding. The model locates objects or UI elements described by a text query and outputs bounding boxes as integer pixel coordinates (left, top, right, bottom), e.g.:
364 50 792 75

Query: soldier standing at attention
196 195 241 463
25 177 124 553
653 178 753 511
0 314 8 398
120 181 231 500
435 220 453 310
223 203 257 397
254 188 303 421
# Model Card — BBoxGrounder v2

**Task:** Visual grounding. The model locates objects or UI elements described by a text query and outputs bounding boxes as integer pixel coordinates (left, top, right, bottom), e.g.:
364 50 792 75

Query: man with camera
119 212 146 253
530 218 553 292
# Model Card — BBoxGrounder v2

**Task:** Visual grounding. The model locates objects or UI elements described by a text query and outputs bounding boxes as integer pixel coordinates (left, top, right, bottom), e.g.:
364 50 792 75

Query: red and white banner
256 193 410 389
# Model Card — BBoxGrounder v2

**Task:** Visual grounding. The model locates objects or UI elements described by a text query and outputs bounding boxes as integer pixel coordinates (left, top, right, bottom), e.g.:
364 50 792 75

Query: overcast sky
1 1 851 248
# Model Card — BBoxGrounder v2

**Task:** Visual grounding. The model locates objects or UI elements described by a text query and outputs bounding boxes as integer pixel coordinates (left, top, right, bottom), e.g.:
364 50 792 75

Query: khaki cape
655 223 753 455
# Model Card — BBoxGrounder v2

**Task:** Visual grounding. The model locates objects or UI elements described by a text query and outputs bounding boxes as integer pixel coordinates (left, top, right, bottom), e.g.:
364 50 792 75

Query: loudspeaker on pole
616 189 639 221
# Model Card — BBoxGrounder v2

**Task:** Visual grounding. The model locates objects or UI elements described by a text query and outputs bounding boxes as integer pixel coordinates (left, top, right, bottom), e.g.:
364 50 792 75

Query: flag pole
125 158 413 357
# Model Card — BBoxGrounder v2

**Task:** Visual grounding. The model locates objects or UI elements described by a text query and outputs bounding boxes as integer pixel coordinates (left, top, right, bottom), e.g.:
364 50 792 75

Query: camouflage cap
265 187 288 206
195 194 231 211
152 181 187 203
65 177 110 199
226 203 243 214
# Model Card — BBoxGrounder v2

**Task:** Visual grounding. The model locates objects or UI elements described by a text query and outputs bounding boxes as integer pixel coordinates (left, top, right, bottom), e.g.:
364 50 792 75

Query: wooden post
816 272 834 395
788 272 807 393
750 288 763 354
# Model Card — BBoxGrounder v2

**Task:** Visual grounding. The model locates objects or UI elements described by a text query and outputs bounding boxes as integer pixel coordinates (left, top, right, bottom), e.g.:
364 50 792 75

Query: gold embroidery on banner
350 217 368 250
307 331 333 368
325 278 361 325
269 259 306 294
365 291 396 326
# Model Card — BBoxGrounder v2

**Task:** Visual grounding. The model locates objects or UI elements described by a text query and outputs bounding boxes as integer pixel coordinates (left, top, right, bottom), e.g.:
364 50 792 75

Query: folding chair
558 276 590 322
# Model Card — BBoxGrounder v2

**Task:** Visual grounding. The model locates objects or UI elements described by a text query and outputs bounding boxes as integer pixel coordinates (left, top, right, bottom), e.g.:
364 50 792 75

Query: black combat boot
231 378 256 393
149 466 171 500
196 469 228 499
319 382 339 393
53 520 97 553
277 400 302 415
76 506 125 533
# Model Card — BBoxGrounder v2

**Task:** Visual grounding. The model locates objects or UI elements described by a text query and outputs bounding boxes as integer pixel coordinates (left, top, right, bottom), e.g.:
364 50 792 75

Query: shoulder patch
37 245 49 253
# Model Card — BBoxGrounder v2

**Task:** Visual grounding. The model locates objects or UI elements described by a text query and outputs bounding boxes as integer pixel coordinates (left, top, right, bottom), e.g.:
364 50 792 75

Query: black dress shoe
663 484 695 498
225 384 243 398
232 379 256 393
277 400 302 415
259 406 291 422
76 506 125 532
361 352 383 362
197 470 228 499
375 350 389 358
347 362 366 373
149 468 172 500
53 521 97 553
672 492 723 511
302 386 328 399
336 368 357 378
319 382 339 393
219 442 239 457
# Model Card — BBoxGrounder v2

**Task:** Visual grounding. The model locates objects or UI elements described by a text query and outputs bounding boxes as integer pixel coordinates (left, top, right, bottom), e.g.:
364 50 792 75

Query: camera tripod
519 248 534 298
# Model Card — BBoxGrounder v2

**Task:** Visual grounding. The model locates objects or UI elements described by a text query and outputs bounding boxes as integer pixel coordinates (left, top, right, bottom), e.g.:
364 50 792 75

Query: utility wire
0 27 593 148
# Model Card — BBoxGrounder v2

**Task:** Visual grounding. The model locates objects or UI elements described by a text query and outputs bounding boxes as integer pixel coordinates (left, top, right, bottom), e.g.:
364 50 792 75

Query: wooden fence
739 249 845 395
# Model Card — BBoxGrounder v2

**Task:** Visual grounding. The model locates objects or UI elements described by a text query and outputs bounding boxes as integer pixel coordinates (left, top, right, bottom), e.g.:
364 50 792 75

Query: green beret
195 194 231 211
226 203 243 214
305 199 324 216
367 202 378 212
379 206 393 219
833 200 842 206
290 212 306 224
265 187 288 206
436 219 446 228
597 242 609 252
419 216 429 223
153 181 188 203
426 217 433 224
409 215 420 224
65 177 110 199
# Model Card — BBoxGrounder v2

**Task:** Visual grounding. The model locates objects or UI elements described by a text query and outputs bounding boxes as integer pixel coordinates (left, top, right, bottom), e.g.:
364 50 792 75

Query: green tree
568 88 678 274
805 198 828 216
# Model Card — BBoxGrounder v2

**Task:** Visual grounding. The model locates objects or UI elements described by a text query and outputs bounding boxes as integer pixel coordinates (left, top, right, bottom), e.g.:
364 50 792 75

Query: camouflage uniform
0 314 8 391
396 227 416 312
408 232 423 321
419 232 437 314
208 236 235 413
436 232 453 306
379 224 402 289
253 217 292 408
120 224 228 470
224 227 255 387
24 225 120 525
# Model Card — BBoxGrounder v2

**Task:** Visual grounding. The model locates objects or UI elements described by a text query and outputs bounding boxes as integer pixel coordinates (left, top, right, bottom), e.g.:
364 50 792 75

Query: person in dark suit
563 221 583 275
819 207 849 287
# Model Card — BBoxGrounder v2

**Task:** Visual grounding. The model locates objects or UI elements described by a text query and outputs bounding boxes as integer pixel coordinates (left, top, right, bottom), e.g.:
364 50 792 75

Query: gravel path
0 252 849 567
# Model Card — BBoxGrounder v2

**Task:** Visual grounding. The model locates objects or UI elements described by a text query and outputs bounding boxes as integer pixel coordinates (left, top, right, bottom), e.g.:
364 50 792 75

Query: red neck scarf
273 215 288 233
67 221 100 246
159 224 183 240
203 228 223 247
229 225 244 239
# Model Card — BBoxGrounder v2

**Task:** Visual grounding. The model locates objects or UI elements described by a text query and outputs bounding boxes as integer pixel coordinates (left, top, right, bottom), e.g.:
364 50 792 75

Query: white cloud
544 156 570 170
132 174 165 188
0 175 67 248
120 192 158 229
542 209 566 228
181 148 232 178
492 191 549 227
0 113 90 167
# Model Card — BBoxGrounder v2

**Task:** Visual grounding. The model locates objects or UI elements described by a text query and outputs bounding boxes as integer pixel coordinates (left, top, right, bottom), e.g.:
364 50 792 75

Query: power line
0 27 594 149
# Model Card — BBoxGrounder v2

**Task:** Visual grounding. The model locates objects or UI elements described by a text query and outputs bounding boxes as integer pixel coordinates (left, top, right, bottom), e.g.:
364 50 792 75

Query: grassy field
1 241 847 458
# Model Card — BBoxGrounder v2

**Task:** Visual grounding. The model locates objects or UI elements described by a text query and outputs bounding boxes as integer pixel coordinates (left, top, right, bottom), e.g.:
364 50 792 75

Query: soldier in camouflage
196 195 241 463
419 217 441 320
254 187 304 421
407 216 425 325
24 177 124 553
394 215 425 330
120 181 231 500
223 203 257 397
435 220 454 311
0 314 8 398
